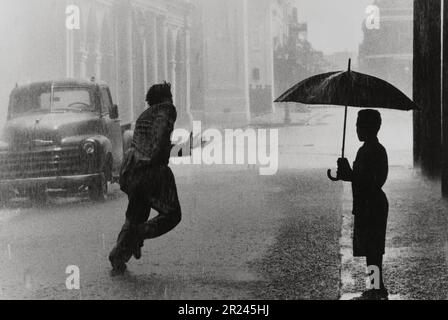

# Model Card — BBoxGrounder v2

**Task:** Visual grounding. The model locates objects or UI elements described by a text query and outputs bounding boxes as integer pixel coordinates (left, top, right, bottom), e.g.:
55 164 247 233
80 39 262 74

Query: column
116 1 134 125
149 13 159 84
139 24 148 90
413 0 442 178
77 49 88 78
65 27 75 77
184 26 192 117
94 51 102 80
242 0 251 122
443 0 448 197
168 28 178 104
160 16 169 81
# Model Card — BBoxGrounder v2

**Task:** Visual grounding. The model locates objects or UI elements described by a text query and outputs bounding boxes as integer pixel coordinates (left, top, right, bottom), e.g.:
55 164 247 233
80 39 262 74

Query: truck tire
89 156 111 201
89 173 108 201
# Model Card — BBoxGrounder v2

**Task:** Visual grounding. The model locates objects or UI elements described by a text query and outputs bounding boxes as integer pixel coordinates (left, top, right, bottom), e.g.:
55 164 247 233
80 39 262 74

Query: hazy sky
296 0 374 54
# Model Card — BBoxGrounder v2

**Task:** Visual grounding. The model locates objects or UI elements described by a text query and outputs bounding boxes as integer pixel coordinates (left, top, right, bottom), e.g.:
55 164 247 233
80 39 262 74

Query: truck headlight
83 141 96 155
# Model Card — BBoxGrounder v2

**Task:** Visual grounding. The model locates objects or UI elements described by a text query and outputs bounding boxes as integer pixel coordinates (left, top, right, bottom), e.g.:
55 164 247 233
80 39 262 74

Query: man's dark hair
146 82 173 106
357 109 382 134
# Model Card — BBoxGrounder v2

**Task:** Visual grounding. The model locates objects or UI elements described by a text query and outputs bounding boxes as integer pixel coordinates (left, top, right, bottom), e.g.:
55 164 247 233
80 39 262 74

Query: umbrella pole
328 58 351 181
342 105 348 158
341 59 351 158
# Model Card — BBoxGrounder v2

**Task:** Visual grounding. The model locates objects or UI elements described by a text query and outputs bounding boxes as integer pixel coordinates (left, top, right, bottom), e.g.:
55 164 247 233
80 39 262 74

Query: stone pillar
149 13 159 84
443 0 448 197
116 1 134 125
65 27 75 77
168 28 178 104
138 24 148 90
176 33 185 110
94 51 102 80
268 2 276 114
413 0 442 178
160 16 169 81
184 26 192 117
78 49 88 78
242 0 251 122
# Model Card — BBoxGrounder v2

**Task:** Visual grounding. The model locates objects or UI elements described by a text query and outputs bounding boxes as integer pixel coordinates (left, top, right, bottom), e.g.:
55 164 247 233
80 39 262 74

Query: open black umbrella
275 59 418 181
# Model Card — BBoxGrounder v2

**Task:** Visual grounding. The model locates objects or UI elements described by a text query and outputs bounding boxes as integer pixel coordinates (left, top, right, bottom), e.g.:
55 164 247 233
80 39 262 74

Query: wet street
0 108 413 300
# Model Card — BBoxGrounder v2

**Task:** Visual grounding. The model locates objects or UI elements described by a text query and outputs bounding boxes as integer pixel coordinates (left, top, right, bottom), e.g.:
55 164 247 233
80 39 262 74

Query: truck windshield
9 86 95 118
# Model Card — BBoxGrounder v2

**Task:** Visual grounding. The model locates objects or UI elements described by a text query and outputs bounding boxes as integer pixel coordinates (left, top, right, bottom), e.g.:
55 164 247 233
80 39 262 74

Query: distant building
358 0 413 95
324 51 358 71
2 0 303 128
1 0 193 127
190 0 298 127
273 8 329 99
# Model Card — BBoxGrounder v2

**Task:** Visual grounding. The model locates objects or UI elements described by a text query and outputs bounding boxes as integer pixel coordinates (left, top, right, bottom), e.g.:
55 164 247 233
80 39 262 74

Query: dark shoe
375 288 389 300
132 224 147 260
109 246 131 275
352 289 389 300
132 242 143 260
110 262 127 276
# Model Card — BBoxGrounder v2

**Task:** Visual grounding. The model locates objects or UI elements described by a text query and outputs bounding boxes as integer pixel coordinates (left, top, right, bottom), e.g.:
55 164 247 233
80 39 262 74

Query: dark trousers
367 254 386 290
114 165 182 253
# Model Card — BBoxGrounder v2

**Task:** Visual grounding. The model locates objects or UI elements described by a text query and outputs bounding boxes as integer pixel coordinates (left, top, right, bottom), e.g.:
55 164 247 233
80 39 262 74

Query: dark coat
119 101 177 195
131 101 177 165
351 138 389 257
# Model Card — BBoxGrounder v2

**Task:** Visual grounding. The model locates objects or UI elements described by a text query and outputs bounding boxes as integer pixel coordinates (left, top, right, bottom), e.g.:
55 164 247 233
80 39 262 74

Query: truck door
100 86 123 174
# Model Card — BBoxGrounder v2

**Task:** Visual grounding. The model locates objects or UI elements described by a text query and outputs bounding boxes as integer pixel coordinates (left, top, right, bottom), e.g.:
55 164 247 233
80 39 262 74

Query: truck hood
1 112 103 148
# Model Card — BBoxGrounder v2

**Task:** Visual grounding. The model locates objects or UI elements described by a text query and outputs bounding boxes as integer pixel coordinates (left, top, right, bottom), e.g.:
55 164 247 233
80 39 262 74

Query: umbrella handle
327 169 339 182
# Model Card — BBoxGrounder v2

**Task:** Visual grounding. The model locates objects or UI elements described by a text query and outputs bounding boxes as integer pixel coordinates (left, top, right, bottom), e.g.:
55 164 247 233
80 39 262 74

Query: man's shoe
132 243 143 260
132 224 147 260
375 288 389 300
109 246 131 275
352 289 389 300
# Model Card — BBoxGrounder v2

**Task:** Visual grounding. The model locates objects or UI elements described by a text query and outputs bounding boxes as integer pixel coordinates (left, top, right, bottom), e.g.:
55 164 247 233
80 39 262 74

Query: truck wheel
89 173 108 201
89 158 111 201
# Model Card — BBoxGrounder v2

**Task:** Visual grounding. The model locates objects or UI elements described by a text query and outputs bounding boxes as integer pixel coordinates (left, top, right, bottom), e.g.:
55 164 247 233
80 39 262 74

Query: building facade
2 0 193 127
190 0 298 127
65 0 194 127
358 0 413 96
1 0 299 128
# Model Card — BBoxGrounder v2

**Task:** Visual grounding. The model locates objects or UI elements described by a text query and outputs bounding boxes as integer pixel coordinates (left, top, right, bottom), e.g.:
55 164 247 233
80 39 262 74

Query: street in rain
1 0 448 301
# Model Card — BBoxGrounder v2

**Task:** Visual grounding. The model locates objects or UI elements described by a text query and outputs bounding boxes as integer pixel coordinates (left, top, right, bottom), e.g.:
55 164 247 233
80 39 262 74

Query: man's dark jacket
119 101 177 194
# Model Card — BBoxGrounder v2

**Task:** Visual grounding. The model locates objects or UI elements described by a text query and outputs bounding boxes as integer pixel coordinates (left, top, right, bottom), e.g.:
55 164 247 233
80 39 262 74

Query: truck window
9 86 94 118
100 87 113 114
41 89 92 111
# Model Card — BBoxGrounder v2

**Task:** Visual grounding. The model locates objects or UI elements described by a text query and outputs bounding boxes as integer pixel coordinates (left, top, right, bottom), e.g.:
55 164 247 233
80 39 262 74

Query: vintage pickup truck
0 79 133 203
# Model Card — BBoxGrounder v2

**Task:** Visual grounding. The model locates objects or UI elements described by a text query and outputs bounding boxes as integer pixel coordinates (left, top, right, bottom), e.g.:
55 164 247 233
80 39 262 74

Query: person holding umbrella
336 109 389 300
275 59 418 300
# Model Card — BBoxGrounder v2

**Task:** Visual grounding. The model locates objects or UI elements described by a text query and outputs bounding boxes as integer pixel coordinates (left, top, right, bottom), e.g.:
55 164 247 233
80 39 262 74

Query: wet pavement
1 107 436 300
339 166 448 300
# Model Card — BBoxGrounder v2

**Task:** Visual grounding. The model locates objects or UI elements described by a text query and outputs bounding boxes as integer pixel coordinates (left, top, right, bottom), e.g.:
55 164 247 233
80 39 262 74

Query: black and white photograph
0 0 447 308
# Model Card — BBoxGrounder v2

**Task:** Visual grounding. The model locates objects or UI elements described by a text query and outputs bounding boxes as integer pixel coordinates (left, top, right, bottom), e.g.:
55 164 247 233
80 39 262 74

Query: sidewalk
340 166 448 300
249 106 317 128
